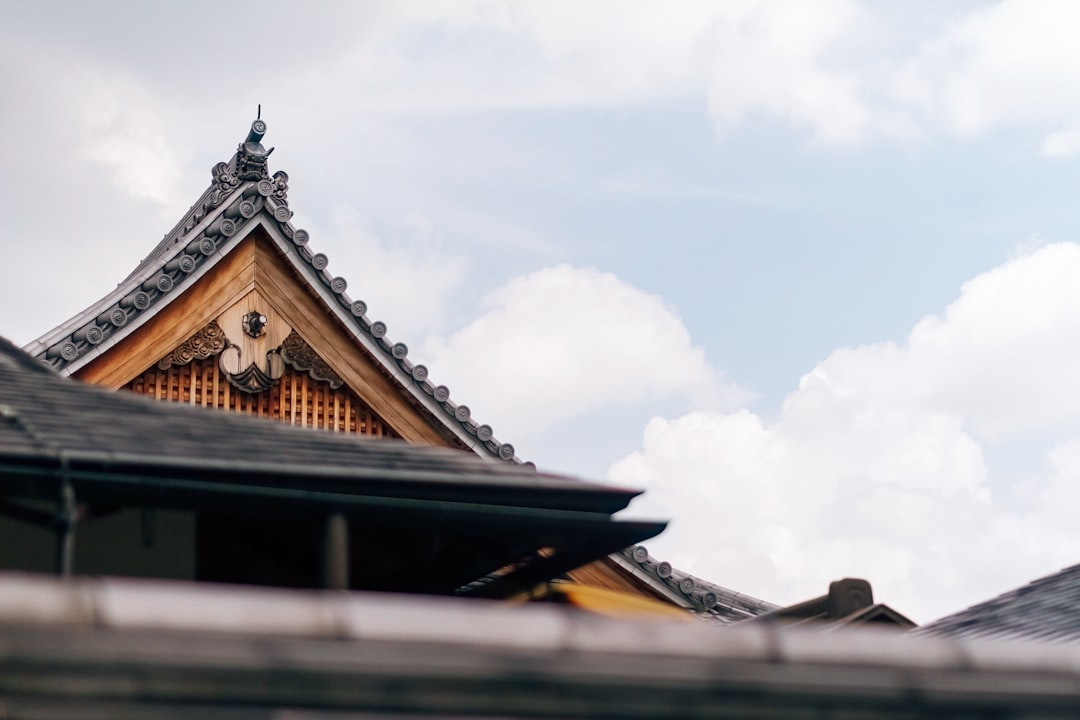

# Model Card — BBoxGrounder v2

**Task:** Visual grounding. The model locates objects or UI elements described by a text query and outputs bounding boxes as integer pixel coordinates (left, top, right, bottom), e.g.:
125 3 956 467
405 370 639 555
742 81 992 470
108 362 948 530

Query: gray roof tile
0 336 646 517
917 563 1080 644
25 120 518 463
615 545 778 623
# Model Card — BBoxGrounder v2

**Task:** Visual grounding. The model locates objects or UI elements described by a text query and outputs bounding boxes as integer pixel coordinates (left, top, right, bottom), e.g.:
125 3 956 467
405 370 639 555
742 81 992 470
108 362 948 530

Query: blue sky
4 0 1080 622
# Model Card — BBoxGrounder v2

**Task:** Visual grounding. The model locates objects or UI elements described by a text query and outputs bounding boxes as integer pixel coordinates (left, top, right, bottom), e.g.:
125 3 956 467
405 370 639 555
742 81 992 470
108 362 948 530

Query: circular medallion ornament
129 291 150 310
189 237 215 256
242 310 268 338
632 546 648 563
433 385 450 402
350 300 367 317
392 343 408 359
454 405 470 422
293 229 310 246
311 253 329 270
371 321 387 338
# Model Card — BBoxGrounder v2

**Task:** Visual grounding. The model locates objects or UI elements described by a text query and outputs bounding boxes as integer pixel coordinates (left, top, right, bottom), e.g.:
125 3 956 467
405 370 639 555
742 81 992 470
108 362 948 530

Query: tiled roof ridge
25 119 521 465
916 561 1080 641
618 545 778 622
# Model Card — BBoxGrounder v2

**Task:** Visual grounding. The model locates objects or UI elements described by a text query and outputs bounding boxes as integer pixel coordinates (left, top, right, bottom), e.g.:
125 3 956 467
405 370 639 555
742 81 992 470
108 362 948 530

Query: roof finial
257 103 261 120
236 112 271 180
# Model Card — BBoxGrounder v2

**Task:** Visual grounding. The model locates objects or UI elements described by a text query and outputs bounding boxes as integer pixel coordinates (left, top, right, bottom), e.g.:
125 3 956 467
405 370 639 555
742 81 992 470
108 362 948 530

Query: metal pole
55 481 76 577
323 513 349 590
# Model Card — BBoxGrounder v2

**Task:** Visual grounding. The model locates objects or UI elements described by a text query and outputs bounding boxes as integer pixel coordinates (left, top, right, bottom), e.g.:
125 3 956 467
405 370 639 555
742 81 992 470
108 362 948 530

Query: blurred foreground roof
2 572 1080 719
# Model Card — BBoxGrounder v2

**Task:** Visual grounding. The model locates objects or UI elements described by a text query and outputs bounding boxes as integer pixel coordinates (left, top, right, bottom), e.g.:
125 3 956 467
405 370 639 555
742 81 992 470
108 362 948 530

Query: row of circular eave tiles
629 546 729 612
44 195 266 367
270 208 518 464
44 190 518 465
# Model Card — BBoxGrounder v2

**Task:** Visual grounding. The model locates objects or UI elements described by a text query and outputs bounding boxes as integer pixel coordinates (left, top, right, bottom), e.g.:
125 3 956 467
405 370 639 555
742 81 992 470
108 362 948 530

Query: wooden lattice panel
125 356 399 438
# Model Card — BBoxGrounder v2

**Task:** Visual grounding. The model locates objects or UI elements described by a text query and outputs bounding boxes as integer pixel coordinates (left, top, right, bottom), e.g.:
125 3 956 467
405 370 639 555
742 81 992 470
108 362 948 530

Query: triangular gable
25 120 517 463
23 117 718 614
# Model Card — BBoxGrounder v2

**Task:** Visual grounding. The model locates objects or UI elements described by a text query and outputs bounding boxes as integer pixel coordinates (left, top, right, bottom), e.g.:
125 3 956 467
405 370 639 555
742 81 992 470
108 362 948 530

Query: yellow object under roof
542 581 695 621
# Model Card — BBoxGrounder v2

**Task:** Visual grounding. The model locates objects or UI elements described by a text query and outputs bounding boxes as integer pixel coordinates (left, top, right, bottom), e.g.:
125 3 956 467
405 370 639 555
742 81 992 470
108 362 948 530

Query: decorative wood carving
157 321 229 370
279 331 344 389
124 356 399 438
218 345 284 394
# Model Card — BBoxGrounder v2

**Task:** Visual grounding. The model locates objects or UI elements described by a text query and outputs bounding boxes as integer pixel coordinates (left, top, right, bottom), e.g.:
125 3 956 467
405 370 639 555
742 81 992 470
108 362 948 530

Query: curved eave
612 546 778 621
25 181 520 464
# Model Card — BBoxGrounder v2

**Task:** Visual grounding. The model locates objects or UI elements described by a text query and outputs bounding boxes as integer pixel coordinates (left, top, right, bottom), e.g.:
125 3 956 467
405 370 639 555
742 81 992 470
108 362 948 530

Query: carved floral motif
279 332 343 389
157 321 229 370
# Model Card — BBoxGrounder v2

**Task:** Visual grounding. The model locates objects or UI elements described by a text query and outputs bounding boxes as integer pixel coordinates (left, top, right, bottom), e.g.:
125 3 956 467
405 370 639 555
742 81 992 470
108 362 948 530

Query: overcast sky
6 0 1080 623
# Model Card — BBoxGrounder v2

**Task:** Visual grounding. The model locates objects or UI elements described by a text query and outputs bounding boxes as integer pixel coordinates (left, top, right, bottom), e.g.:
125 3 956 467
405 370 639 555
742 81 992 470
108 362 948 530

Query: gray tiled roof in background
917 562 1080 644
612 546 777 623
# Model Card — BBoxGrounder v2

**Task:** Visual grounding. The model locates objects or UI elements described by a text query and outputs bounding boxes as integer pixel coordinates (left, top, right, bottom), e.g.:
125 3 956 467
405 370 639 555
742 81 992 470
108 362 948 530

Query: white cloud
328 0 1080 152
426 264 750 438
75 69 184 206
1041 126 1080 157
705 0 881 146
897 0 1080 146
303 204 467 341
613 242 1080 623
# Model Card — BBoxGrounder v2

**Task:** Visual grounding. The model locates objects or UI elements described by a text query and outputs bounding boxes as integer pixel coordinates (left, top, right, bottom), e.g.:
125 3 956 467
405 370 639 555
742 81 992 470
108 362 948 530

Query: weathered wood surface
250 233 461 448
75 231 463 449
126 357 398 437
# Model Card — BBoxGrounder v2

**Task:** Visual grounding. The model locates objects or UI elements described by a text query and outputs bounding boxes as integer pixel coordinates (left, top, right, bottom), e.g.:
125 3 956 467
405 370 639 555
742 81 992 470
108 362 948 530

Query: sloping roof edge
25 123 519 463
611 545 778 623
916 562 1080 644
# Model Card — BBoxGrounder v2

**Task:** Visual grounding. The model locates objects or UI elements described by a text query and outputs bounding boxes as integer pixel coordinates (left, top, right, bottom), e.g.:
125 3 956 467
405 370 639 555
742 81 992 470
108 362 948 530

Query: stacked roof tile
25 121 517 462
918 563 1080 644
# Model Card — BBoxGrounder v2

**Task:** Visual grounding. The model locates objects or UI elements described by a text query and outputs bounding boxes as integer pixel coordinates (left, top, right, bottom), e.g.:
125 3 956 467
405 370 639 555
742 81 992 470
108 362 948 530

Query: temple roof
24 119 518 462
917 562 1080 644
612 546 778 623
0 335 664 595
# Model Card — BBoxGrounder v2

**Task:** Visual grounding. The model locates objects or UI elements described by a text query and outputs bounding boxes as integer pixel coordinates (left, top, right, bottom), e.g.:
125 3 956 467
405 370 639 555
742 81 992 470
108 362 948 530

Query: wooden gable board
75 231 459 448
27 149 514 460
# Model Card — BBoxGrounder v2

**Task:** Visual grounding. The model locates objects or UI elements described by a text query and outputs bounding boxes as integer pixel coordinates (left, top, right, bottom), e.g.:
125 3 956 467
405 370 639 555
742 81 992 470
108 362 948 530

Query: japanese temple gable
25 119 515 462
17 116 789 620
